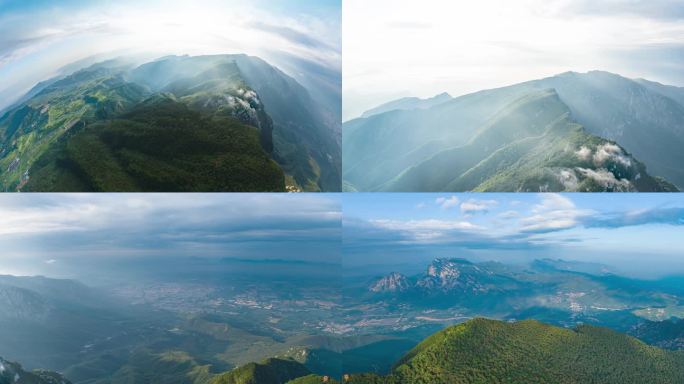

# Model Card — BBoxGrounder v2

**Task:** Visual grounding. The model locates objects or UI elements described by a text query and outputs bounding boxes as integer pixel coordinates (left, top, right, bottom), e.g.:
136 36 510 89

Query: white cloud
499 210 520 219
370 218 481 242
460 199 498 214
435 196 459 209
521 194 592 232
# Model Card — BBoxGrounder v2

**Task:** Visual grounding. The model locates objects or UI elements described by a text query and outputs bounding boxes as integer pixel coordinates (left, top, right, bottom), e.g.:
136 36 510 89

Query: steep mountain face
343 71 683 192
369 258 522 298
1 54 339 192
369 273 410 293
347 318 684 384
0 357 72 384
129 54 341 191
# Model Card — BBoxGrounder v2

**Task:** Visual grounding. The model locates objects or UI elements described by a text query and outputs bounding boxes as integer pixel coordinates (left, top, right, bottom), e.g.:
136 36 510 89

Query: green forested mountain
210 358 310 384
24 98 284 192
0 54 340 192
631 318 684 350
346 318 684 384
343 71 684 192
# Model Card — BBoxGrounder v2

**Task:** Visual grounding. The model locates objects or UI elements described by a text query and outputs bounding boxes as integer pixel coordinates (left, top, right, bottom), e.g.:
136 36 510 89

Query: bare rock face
369 272 410 293
416 258 488 293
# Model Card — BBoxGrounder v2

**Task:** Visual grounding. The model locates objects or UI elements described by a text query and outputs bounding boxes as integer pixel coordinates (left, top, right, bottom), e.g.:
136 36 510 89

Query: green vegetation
211 358 310 384
346 318 684 384
1 54 340 191
24 98 284 192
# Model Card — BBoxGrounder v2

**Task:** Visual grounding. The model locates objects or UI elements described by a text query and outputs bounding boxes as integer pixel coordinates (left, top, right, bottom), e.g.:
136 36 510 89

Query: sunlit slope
0 66 149 190
343 71 684 191
347 318 684 384
383 89 674 192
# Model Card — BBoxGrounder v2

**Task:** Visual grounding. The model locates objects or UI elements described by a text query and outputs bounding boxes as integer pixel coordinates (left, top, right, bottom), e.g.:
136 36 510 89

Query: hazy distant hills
343 71 684 192
0 54 341 192
360 92 452 119
352 257 684 338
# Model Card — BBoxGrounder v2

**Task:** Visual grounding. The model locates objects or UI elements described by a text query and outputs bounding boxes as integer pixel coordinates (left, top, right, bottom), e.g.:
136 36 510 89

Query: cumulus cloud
435 196 459 209
521 194 593 233
461 199 498 214
368 219 481 242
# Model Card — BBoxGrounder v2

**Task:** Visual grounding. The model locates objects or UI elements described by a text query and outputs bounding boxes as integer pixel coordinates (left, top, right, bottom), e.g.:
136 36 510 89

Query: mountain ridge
344 70 683 192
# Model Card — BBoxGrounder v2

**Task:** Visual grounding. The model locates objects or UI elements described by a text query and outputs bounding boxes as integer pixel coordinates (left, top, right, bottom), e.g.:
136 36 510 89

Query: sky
0 193 341 278
0 0 341 111
343 0 684 120
343 193 684 278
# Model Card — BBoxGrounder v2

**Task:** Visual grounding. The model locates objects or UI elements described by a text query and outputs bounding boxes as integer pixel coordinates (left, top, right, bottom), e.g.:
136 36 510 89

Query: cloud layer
0 194 341 275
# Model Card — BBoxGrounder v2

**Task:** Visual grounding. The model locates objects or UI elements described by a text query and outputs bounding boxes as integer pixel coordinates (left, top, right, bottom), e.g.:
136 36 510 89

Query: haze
343 0 684 120
0 0 341 112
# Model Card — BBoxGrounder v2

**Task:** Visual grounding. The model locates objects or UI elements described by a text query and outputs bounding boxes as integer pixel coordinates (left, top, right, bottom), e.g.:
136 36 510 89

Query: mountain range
343 71 684 192
0 54 341 192
5 257 684 383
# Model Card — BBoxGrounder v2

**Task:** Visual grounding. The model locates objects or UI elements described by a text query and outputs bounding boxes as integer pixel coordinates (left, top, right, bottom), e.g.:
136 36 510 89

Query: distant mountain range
0 54 341 192
343 71 684 192
360 257 684 319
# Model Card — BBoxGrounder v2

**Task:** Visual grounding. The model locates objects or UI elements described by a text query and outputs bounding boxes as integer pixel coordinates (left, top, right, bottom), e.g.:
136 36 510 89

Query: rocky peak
369 272 410 293
418 258 488 292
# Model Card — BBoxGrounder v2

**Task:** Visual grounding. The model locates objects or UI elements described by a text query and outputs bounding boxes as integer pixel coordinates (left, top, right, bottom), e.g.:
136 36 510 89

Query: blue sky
343 193 684 277
0 0 341 111
0 194 341 278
